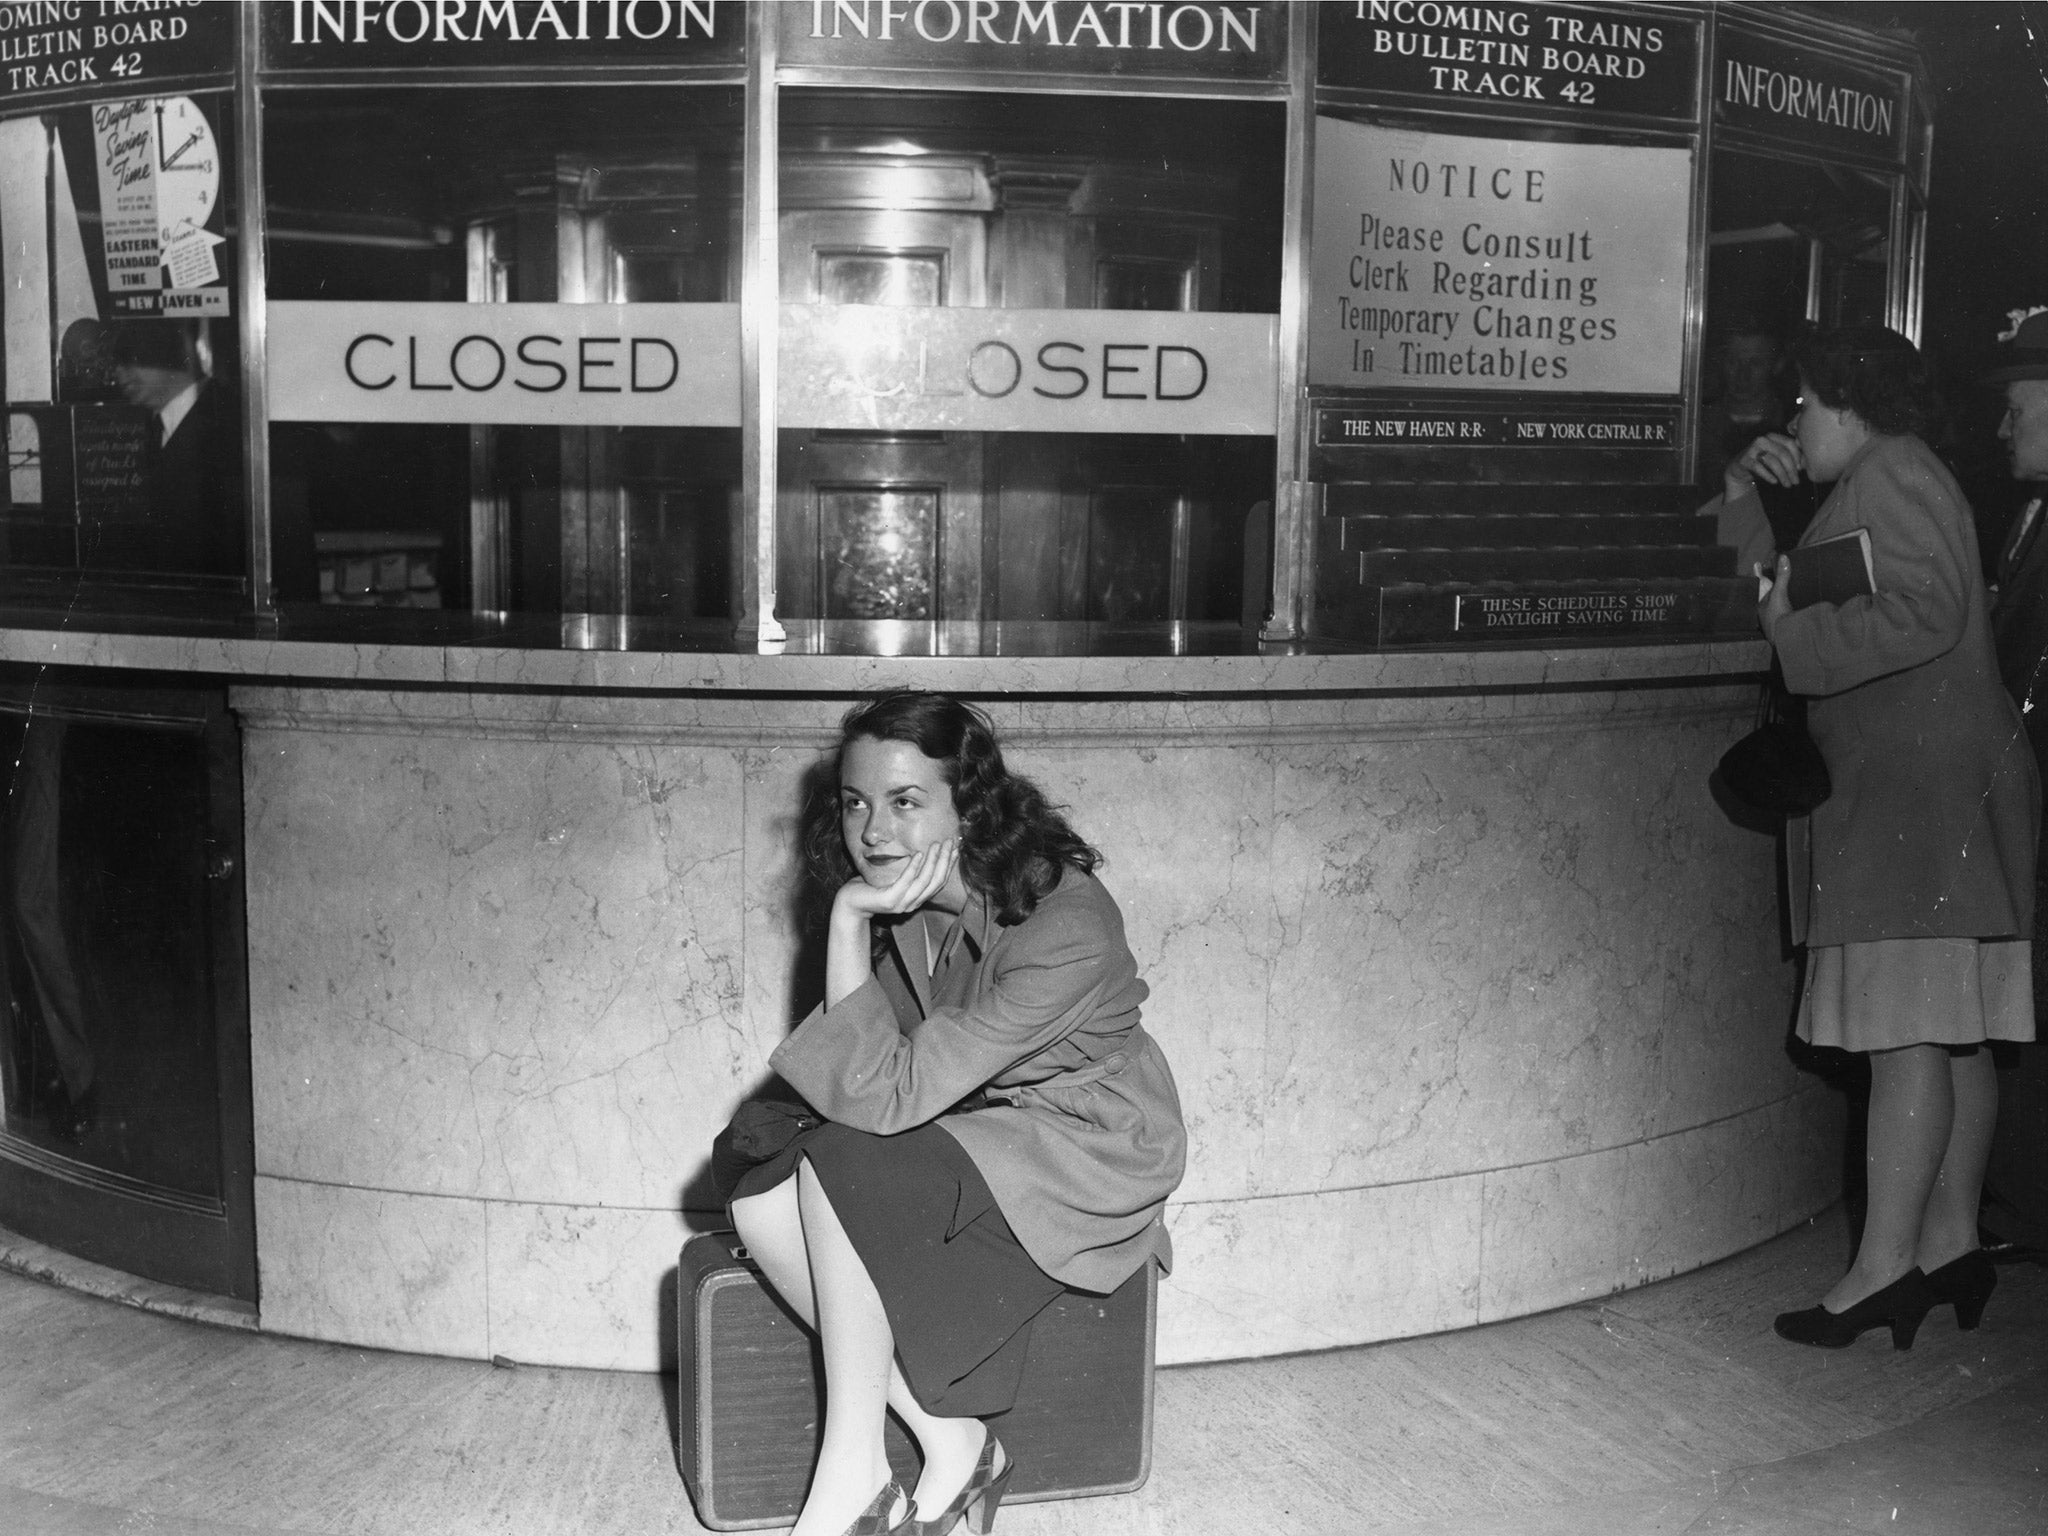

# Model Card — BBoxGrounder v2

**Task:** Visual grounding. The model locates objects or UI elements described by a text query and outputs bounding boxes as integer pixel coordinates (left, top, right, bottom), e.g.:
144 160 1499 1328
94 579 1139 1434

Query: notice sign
1309 118 1689 395
779 305 1277 435
266 302 742 426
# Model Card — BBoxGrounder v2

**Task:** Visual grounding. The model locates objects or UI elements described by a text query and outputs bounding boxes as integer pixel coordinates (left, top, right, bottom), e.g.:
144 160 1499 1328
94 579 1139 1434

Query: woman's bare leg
1917 1047 1999 1272
730 1176 818 1323
1827 1043 1951 1311
729 1175 984 1514
786 1158 905 1535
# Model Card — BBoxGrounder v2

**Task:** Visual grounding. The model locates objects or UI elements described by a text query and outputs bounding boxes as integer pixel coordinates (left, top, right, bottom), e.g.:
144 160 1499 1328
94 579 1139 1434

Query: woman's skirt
1797 936 2036 1051
728 1120 1065 1417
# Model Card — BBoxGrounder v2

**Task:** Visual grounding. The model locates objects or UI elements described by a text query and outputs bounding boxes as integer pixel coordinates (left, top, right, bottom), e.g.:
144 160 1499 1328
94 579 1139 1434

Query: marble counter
0 618 1820 1367
0 617 1769 695
213 666 1826 1372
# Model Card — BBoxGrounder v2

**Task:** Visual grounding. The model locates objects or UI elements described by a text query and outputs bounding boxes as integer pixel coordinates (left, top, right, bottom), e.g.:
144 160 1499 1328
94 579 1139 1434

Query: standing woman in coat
1718 325 2039 1349
722 692 1186 1536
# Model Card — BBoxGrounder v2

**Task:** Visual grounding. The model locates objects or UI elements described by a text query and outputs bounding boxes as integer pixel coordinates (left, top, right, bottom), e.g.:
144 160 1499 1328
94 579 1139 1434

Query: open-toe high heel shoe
1924 1249 1998 1331
838 1479 912 1536
1773 1268 1932 1350
910 1430 1014 1536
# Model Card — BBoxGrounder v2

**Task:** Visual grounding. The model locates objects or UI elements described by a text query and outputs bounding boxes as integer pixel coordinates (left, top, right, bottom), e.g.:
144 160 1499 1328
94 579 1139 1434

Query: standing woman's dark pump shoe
1924 1248 1999 1330
1774 1268 1934 1350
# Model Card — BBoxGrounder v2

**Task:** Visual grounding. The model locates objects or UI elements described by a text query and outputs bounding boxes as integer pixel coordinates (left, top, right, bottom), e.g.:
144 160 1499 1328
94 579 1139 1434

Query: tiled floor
2 1207 2044 1535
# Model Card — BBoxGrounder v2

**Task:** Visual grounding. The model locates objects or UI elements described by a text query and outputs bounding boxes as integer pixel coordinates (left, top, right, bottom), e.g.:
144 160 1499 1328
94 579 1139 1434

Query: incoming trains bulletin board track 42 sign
1308 117 1689 396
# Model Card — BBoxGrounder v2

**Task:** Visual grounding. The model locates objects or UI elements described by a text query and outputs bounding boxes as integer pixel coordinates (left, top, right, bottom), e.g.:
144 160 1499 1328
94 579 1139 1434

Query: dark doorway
0 670 254 1303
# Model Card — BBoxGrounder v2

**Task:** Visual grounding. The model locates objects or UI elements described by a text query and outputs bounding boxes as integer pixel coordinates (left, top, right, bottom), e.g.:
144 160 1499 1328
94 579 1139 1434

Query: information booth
0 4 1933 1372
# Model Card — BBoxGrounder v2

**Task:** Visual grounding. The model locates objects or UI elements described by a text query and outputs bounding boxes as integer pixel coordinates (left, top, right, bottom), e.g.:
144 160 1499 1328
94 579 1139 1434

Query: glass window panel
0 95 244 592
1706 149 1895 336
1087 487 1177 622
1096 258 1191 313
778 91 1282 630
820 487 939 620
817 250 948 307
1701 149 1898 537
263 85 743 620
620 429 740 619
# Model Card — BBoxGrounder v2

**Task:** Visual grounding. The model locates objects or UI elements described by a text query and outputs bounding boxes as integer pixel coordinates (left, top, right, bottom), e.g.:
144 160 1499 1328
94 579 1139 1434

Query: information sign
780 0 1286 83
0 1 233 109
1713 26 1908 166
1317 1 1698 122
266 302 742 426
1309 117 1690 396
260 0 742 72
779 305 1277 435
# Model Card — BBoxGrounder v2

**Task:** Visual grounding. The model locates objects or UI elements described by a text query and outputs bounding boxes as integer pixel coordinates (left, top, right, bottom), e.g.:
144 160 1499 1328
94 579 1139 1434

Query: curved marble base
220 673 1827 1369
0 1223 257 1334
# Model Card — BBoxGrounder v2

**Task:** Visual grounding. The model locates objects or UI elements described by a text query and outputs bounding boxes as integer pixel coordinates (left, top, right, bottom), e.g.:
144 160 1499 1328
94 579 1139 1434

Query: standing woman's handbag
1711 664 1831 825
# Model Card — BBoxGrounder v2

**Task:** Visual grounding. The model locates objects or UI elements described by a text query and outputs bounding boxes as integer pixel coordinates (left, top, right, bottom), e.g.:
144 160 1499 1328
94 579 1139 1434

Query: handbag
1711 666 1830 824
710 1096 821 1200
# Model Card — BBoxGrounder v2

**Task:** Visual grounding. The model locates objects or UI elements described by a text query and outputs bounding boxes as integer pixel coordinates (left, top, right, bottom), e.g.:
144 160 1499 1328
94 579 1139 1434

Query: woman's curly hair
1790 324 1943 440
800 691 1100 926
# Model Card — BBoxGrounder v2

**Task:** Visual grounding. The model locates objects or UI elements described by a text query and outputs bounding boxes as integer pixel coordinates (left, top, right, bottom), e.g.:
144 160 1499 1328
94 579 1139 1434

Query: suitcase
676 1230 1156 1531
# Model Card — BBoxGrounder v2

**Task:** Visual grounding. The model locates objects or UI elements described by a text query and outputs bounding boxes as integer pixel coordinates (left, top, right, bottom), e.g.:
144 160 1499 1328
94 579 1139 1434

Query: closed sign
780 305 1278 434
267 302 742 425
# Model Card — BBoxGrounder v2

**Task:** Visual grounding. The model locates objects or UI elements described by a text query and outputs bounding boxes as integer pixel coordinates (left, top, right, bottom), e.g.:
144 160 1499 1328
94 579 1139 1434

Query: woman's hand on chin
1726 431 1804 502
836 838 960 920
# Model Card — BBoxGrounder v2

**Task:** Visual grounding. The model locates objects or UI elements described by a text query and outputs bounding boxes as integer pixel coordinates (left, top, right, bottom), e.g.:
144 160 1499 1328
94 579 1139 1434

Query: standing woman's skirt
1798 937 2036 1050
727 1120 1065 1417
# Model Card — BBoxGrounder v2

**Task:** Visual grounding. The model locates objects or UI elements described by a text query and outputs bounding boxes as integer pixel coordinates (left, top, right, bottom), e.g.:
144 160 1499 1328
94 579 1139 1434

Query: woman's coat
769 868 1186 1295
1721 433 2039 946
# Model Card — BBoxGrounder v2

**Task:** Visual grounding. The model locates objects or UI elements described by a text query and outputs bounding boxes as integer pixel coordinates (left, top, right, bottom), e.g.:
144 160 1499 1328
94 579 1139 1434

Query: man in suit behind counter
99 318 241 577
1984 304 2048 1262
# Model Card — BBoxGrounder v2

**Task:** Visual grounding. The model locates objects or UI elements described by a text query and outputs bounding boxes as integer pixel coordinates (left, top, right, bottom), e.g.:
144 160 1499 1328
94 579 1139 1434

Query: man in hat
1983 304 2048 1260
99 318 239 575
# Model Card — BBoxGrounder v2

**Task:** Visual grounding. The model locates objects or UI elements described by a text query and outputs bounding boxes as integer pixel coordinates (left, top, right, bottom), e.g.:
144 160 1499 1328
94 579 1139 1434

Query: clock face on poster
153 96 218 240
